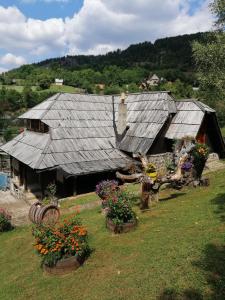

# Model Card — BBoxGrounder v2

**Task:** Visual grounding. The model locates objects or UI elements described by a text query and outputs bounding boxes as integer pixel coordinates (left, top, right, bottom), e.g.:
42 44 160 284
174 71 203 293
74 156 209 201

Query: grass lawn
0 85 37 92
0 84 81 94
45 84 82 93
1 170 225 300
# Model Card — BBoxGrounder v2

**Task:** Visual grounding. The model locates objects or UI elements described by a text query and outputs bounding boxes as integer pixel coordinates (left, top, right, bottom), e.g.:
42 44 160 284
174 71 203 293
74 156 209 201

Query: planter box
106 218 137 234
43 255 85 275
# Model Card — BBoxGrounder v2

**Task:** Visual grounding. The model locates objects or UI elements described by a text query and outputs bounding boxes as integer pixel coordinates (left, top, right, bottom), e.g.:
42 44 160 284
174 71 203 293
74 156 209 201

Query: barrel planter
29 201 60 225
43 255 85 275
106 217 137 234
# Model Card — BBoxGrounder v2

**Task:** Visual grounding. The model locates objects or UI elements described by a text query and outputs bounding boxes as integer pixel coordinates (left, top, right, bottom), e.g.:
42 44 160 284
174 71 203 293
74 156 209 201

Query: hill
2 32 210 88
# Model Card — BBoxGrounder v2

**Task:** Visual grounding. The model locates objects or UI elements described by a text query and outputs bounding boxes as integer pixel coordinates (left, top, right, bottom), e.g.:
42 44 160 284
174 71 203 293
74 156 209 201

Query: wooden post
19 162 24 186
140 178 152 210
73 176 78 196
24 166 28 191
39 172 44 200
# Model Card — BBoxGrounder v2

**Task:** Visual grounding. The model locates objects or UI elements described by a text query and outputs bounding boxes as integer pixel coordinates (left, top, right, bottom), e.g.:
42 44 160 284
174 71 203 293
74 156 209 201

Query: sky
0 0 214 73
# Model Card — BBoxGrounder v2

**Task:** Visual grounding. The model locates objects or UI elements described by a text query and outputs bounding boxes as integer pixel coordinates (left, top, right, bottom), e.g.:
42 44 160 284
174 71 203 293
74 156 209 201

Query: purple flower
181 162 193 171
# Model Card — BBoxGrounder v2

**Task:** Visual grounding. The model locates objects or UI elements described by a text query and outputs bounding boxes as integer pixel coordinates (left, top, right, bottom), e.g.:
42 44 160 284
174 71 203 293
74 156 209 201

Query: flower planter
43 255 85 275
106 217 137 234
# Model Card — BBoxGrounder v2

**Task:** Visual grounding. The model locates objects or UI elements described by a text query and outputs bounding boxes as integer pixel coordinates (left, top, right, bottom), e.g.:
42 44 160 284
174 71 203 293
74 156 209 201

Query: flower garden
1 141 225 299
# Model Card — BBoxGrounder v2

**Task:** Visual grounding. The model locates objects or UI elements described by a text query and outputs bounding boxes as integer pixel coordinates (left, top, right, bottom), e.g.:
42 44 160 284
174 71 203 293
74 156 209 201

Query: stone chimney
117 92 127 135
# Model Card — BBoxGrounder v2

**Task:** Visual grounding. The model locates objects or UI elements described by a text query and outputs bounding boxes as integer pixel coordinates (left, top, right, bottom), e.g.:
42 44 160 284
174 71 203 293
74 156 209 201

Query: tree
192 0 225 125
38 75 52 90
211 0 225 30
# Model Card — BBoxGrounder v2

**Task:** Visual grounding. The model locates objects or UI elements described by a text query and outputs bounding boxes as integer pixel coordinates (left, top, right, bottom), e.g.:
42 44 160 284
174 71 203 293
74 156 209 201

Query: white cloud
0 53 27 66
0 67 8 74
65 0 213 54
0 6 66 54
0 0 214 70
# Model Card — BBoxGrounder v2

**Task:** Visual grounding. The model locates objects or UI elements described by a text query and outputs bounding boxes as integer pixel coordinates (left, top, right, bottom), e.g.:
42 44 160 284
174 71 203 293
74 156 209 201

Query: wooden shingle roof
165 99 215 140
2 92 217 176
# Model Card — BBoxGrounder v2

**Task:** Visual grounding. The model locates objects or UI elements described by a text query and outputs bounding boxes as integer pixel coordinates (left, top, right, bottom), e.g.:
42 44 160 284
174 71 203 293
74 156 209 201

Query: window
26 119 48 133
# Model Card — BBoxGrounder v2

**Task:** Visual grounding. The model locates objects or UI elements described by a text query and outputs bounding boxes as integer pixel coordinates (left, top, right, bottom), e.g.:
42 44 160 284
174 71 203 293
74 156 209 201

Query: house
147 74 160 86
0 92 224 199
55 79 64 86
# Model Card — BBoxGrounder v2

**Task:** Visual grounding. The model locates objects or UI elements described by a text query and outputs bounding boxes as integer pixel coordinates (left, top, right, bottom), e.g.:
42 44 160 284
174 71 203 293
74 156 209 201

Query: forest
0 31 224 141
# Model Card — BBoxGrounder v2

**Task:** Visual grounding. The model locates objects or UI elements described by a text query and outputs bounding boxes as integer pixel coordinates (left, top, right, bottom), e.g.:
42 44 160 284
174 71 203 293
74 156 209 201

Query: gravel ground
0 191 30 226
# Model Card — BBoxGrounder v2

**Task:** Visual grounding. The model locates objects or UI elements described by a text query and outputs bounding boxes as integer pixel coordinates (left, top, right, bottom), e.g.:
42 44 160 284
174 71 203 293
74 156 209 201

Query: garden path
0 191 30 226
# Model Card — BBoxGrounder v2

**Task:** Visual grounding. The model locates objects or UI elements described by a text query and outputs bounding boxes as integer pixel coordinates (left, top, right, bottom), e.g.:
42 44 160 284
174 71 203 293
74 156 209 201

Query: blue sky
0 0 213 72
0 0 83 19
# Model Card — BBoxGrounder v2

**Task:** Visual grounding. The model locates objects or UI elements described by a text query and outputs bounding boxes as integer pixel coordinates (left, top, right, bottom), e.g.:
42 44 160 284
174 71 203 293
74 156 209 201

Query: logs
116 171 143 183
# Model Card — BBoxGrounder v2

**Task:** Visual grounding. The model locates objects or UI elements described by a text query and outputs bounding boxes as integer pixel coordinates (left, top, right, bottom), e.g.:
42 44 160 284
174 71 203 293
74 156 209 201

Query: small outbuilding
55 79 64 86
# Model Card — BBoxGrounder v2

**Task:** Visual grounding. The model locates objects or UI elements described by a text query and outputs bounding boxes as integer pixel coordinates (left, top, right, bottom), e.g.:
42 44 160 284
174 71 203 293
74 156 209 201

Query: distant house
95 84 105 91
1 92 224 199
140 74 160 90
147 74 160 86
55 79 63 86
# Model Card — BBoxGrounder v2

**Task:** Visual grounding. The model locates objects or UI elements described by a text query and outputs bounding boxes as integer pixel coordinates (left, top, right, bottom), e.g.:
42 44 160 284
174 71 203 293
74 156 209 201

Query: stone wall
147 152 173 176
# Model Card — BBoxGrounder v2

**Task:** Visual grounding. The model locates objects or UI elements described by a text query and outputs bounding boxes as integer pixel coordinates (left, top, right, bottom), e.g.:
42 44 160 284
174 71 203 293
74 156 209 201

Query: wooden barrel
106 218 137 234
29 202 60 225
43 255 84 275
29 201 41 223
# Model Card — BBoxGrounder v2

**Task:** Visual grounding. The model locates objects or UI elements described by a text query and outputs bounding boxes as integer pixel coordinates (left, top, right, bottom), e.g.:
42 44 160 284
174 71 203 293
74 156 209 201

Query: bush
96 180 119 207
0 208 12 232
107 191 137 225
32 214 91 267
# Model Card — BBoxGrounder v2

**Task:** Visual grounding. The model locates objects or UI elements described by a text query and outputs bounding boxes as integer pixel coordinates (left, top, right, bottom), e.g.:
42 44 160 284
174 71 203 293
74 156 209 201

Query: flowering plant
106 191 137 225
0 208 12 232
191 143 209 178
32 214 91 267
96 180 119 207
181 161 193 172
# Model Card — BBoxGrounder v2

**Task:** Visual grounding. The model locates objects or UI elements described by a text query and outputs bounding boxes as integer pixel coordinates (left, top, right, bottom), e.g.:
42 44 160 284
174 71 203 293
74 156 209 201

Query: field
0 84 81 94
1 170 225 300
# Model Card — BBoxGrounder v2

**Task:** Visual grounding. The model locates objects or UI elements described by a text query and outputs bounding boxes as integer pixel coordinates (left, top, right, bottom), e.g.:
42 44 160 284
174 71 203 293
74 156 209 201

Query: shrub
107 191 137 225
0 208 12 232
32 214 91 267
96 180 119 207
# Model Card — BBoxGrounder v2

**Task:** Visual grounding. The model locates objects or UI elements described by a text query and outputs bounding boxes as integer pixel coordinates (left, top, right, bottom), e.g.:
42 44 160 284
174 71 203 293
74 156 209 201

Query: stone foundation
147 152 173 176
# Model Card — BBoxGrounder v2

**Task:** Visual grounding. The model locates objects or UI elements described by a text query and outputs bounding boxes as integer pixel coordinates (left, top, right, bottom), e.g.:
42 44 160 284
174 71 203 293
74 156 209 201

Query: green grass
45 84 82 93
1 170 225 299
0 84 81 94
0 85 37 92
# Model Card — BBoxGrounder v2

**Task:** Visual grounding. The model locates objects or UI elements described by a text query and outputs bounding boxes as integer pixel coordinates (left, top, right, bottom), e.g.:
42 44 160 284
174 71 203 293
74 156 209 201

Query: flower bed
106 191 137 234
96 180 119 208
0 208 12 232
32 214 91 274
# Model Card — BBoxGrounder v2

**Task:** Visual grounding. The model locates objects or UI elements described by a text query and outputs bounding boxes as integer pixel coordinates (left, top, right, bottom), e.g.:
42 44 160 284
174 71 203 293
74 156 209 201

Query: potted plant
96 180 119 211
106 191 137 234
0 208 12 232
32 214 91 275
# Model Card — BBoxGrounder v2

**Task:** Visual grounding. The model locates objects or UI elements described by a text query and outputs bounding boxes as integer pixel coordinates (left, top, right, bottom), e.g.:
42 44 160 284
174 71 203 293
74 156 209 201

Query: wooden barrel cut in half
29 201 60 225
44 255 84 275
106 218 137 234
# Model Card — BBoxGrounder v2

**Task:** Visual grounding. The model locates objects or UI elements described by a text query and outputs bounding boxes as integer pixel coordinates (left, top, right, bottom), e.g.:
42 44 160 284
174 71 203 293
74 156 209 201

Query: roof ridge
33 134 52 169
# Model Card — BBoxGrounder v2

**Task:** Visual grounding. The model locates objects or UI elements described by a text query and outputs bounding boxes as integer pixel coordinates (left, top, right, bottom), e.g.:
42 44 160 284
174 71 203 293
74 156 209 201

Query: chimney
117 92 127 135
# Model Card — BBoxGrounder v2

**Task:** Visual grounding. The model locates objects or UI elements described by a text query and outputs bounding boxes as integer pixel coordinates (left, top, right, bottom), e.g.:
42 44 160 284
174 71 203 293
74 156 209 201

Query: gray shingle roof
165 99 215 140
1 93 216 176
